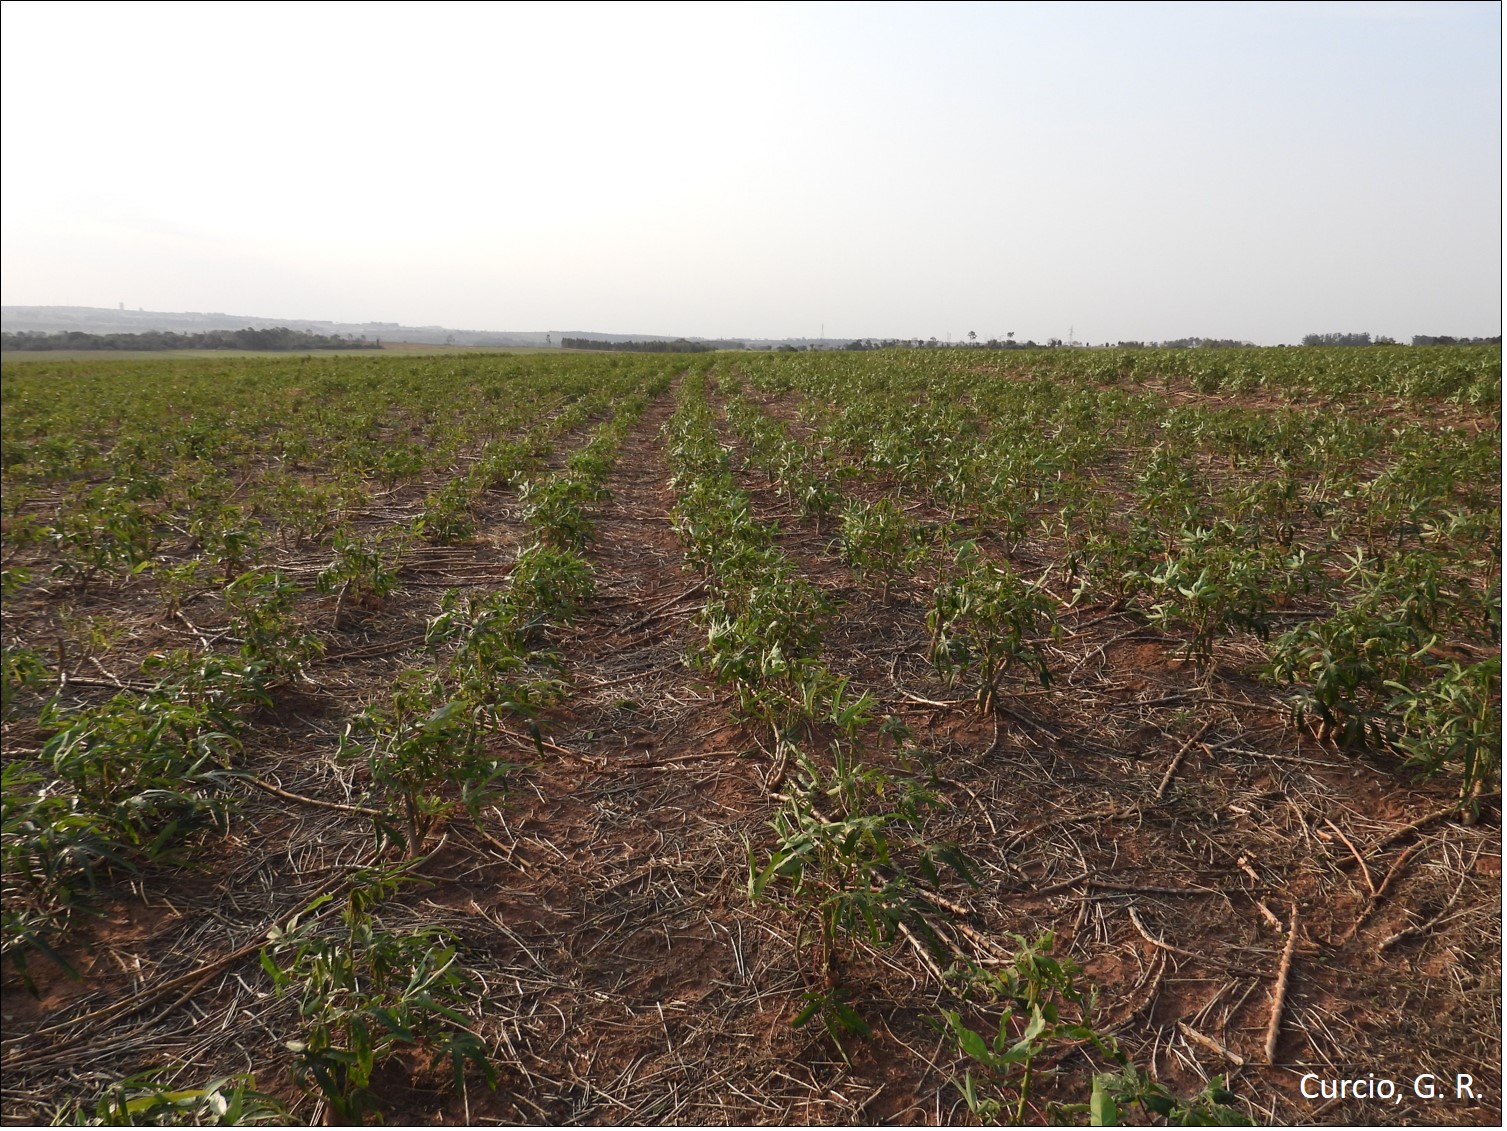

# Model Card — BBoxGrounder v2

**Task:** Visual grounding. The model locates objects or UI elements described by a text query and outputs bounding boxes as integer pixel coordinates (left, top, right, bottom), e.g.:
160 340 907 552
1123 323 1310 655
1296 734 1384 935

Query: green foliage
341 671 518 855
316 528 402 623
941 934 1249 1126
517 475 601 549
0 343 1494 1123
1265 547 1500 801
1086 1067 1246 1127
1058 496 1161 607
1133 444 1205 530
425 589 566 717
1133 523 1308 664
259 474 339 548
185 499 262 581
261 873 494 1123
838 496 921 602
40 692 240 838
791 984 874 1048
669 377 840 738
224 569 322 684
76 1071 289 1126
701 575 830 726
2 643 49 720
940 934 1099 1124
788 467 843 533
138 648 273 717
749 747 974 1047
2 564 33 598
1390 658 1501 809
3 326 381 353
46 485 158 591
929 543 1057 712
1267 601 1427 748
2 760 106 989
375 443 428 490
152 558 211 616
505 542 596 636
4 652 266 982
414 479 478 545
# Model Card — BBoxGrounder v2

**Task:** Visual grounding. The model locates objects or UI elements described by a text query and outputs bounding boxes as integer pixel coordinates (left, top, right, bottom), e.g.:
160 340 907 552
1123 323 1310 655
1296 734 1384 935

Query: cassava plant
929 543 1057 712
749 747 974 1052
838 496 922 604
941 934 1248 1126
340 671 516 856
260 870 494 1123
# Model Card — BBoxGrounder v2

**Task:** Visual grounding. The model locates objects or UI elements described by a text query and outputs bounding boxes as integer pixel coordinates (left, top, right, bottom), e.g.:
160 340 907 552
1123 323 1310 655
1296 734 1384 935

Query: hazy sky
2 1 1500 343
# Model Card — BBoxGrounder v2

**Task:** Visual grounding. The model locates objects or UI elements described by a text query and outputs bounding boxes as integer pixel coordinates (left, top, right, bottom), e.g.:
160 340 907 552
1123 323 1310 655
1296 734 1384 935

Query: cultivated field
1 346 1500 1125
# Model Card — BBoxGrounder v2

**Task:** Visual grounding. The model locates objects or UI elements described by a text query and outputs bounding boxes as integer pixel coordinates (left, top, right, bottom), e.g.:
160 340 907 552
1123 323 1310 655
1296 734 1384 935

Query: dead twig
54 673 157 693
896 920 951 985
1322 818 1375 895
1378 847 1477 952
175 609 216 650
38 896 340 1036
1263 905 1300 1064
1027 870 1092 898
1177 1021 1245 1067
1341 844 1422 943
619 749 743 770
1153 720 1214 800
1253 898 1284 934
1366 801 1494 855
248 776 382 817
1085 879 1224 897
1127 905 1207 964
1002 805 1134 855
624 579 706 632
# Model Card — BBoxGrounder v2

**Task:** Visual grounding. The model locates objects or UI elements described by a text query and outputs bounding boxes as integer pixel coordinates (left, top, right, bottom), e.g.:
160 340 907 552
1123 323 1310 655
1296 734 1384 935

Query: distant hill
0 306 554 348
1 306 848 351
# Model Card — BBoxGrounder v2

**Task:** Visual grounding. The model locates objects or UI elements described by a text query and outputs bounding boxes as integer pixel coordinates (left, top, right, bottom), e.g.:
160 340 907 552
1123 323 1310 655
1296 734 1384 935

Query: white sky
2 0 1500 343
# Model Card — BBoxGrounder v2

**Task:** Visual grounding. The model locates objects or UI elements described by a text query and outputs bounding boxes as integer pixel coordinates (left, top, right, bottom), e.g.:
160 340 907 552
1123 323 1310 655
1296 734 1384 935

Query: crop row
2 362 664 1122
732 352 1500 807
667 369 1244 1121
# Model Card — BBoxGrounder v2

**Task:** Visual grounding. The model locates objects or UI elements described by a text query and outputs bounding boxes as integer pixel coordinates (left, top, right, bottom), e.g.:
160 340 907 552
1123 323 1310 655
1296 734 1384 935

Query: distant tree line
1411 334 1502 346
839 337 1046 350
793 334 1500 352
1301 332 1397 347
836 337 1265 351
0 327 382 352
1117 338 1255 349
1301 332 1501 347
560 337 741 353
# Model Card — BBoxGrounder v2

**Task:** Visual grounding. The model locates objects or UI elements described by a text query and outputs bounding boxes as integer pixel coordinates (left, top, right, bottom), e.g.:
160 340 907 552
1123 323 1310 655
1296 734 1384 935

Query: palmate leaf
828 995 873 1039
749 840 809 899
918 841 978 888
794 989 873 1041
408 993 473 1028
